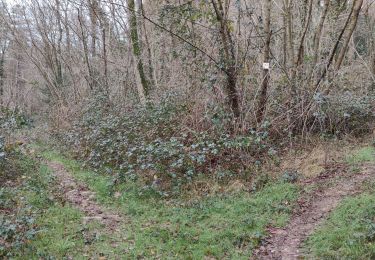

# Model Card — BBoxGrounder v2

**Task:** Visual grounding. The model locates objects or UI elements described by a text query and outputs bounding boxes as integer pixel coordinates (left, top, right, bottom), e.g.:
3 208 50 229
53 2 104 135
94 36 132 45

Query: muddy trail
47 161 122 231
254 164 375 259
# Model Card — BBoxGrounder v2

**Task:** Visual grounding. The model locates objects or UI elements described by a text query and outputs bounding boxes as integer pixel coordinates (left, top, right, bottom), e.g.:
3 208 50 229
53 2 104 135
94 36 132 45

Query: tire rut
46 161 122 231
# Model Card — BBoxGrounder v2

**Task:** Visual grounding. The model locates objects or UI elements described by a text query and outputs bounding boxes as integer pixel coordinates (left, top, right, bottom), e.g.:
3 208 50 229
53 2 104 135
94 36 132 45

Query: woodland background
1 1 375 258
0 0 374 191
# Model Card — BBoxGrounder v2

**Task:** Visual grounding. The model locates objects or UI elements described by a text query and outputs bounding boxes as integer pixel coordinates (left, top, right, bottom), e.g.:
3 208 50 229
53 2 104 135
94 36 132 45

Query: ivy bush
312 92 374 135
0 153 41 257
0 108 31 166
0 107 31 133
63 96 273 194
59 89 374 195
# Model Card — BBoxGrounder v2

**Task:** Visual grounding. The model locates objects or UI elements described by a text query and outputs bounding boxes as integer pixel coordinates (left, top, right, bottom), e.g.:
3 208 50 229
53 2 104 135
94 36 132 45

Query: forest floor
1 139 375 259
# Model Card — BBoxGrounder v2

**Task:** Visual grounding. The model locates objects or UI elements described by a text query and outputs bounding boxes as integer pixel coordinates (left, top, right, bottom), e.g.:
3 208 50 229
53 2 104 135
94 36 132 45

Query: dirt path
47 161 122 231
254 164 375 260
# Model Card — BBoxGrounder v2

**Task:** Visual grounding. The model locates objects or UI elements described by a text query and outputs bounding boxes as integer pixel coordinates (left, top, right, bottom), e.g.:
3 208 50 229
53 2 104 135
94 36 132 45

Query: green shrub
63 96 273 194
0 107 31 133
0 107 31 167
0 153 41 258
312 92 374 135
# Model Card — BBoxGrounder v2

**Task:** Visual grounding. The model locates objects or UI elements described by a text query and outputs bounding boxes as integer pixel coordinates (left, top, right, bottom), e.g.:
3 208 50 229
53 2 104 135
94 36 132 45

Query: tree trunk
89 0 98 57
211 0 240 118
257 0 272 124
78 9 95 91
128 0 150 99
54 0 64 90
282 12 288 68
284 0 295 71
363 3 375 78
295 0 313 67
102 27 109 93
138 0 156 88
316 0 361 86
0 49 5 106
310 0 330 81
335 0 364 70
132 54 147 106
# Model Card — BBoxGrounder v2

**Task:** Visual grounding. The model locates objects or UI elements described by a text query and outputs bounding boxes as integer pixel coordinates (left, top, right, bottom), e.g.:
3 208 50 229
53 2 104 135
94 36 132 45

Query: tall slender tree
210 0 240 118
256 0 272 124
128 0 150 103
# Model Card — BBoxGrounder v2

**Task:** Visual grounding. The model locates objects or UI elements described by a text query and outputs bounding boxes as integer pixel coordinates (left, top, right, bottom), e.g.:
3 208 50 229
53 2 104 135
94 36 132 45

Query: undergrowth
61 96 276 195
0 152 51 257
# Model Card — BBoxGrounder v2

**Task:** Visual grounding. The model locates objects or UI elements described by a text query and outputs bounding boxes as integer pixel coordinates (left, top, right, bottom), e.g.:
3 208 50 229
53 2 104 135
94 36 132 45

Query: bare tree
316 0 364 87
310 0 330 81
128 0 150 103
335 0 364 70
211 0 240 118
256 0 272 124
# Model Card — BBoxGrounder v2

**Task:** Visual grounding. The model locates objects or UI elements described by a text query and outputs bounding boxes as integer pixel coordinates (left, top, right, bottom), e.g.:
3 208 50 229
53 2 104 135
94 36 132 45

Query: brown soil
46 161 122 231
254 164 375 260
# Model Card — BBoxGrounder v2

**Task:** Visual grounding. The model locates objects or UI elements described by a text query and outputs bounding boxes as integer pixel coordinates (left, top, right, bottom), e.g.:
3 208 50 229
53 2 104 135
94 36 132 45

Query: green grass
304 146 375 259
18 142 373 258
36 147 299 259
305 191 375 259
1 152 112 259
346 146 375 165
27 206 84 258
120 183 297 259
0 153 49 258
